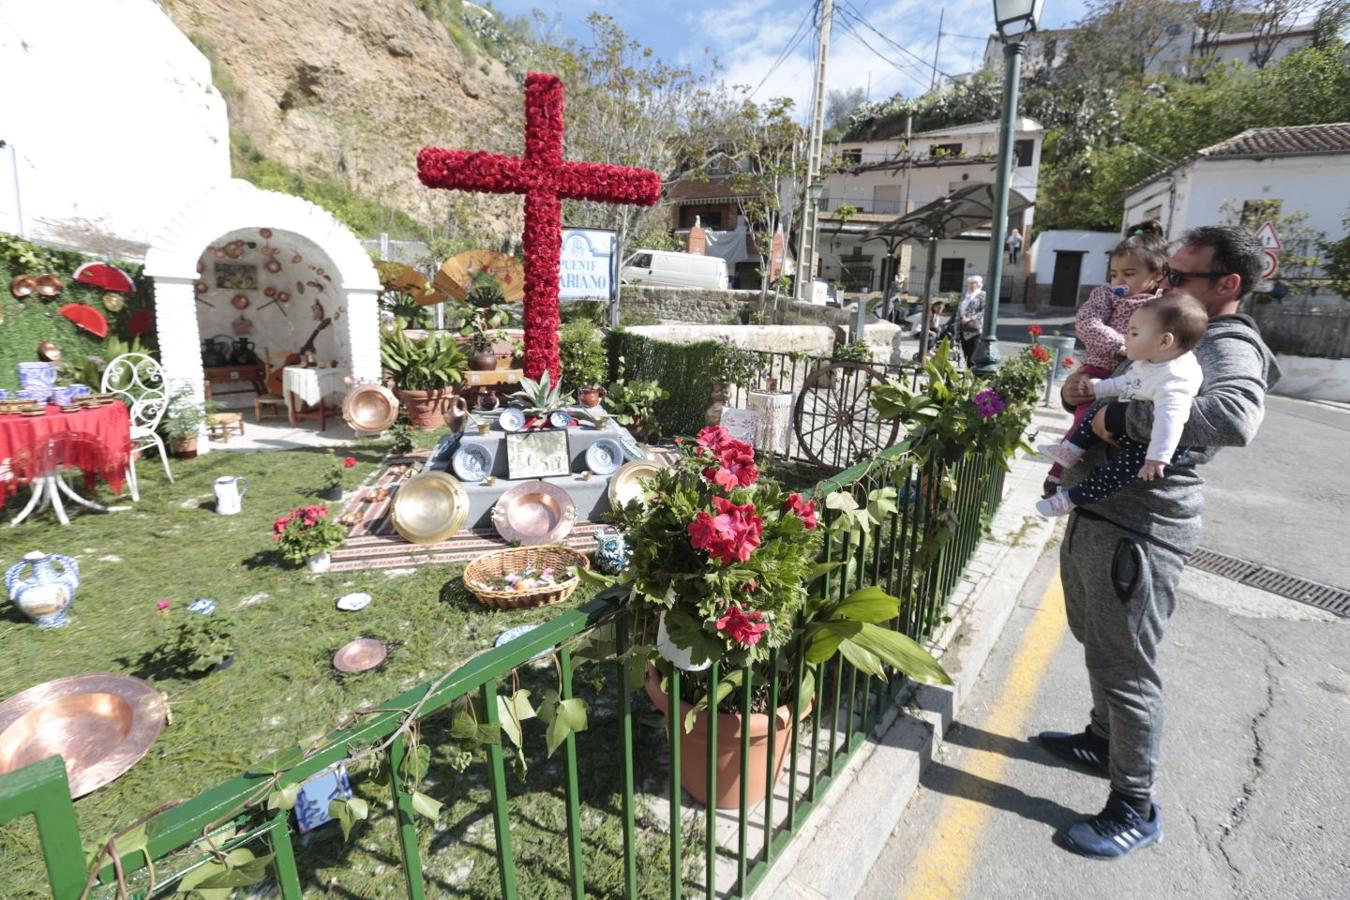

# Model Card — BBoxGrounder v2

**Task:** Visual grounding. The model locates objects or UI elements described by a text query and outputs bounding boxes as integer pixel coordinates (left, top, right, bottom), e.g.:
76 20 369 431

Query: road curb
755 408 1068 899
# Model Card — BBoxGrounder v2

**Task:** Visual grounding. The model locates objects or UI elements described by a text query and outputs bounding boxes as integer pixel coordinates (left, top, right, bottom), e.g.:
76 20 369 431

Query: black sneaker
1060 796 1162 860
1037 728 1109 777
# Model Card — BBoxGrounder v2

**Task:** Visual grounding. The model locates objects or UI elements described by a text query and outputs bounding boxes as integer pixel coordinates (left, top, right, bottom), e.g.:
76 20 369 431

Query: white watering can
213 476 250 515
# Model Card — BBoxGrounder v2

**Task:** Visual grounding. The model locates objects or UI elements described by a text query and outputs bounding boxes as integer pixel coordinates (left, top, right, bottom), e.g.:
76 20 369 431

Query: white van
621 250 729 290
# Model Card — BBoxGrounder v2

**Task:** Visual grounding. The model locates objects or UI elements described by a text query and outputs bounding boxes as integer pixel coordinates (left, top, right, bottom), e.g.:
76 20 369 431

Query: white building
815 118 1042 300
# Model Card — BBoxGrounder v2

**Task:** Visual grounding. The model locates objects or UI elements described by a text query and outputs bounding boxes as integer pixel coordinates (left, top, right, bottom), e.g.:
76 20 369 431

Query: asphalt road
860 400 1350 900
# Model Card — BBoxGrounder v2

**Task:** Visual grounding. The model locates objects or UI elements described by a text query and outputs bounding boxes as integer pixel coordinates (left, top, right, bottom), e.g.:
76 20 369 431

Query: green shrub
831 339 874 363
608 331 726 438
560 320 608 389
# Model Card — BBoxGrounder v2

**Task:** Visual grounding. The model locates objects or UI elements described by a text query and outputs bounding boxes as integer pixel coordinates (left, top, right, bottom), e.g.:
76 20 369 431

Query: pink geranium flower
687 496 763 565
784 492 818 530
715 605 770 646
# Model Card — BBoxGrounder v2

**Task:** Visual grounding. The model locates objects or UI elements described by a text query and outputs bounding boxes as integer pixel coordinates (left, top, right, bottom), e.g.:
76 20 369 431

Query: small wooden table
203 364 264 400
282 366 348 430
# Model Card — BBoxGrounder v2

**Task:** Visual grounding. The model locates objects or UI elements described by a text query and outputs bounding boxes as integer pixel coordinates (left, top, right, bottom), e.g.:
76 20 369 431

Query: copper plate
0 674 166 798
10 275 36 297
342 384 399 434
608 460 665 510
333 638 387 674
391 472 468 544
34 274 63 297
492 480 577 546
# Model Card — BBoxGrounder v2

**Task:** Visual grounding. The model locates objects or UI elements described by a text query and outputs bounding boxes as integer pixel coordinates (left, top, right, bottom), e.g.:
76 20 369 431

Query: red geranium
708 445 758 490
1030 345 1050 363
1062 356 1076 368
1027 324 1044 337
343 456 357 468
687 496 763 565
715 605 770 647
697 426 731 452
784 492 818 530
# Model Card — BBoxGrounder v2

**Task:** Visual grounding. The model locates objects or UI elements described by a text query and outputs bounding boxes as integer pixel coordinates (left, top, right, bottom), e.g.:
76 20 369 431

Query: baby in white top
1035 291 1209 517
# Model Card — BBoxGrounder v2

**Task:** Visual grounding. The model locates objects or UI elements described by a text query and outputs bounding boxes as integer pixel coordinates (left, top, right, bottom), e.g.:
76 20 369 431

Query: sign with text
718 408 761 448
559 228 617 302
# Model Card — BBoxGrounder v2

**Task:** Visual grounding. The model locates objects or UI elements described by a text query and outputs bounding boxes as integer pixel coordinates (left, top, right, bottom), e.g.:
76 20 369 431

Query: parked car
621 250 729 290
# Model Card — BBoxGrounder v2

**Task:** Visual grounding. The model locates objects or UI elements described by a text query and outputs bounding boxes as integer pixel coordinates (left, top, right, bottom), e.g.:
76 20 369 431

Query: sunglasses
1162 263 1230 288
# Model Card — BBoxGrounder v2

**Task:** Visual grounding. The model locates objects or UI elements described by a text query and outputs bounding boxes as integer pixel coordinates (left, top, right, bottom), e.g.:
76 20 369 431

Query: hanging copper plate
195 281 208 295
260 227 273 238
264 286 276 298
492 481 577 546
391 472 469 544
233 315 253 334
10 275 36 297
36 341 61 362
34 275 63 298
196 259 205 274
0 673 166 799
342 384 399 434
277 291 290 303
292 254 303 264
266 259 282 274
231 294 250 310
213 248 225 259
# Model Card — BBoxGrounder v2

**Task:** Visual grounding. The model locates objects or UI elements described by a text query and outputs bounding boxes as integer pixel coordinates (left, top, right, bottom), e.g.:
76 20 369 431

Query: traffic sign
1255 221 1283 251
1260 250 1279 281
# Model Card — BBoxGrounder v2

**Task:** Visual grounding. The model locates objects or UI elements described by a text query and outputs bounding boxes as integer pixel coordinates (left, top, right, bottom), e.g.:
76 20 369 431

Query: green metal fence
0 440 1006 899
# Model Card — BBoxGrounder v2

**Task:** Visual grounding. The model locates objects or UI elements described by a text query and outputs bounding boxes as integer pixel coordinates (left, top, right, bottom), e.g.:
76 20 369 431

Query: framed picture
506 429 571 479
215 263 258 290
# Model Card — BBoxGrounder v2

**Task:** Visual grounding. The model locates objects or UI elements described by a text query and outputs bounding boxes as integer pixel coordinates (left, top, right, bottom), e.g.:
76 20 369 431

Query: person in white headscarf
958 275 986 366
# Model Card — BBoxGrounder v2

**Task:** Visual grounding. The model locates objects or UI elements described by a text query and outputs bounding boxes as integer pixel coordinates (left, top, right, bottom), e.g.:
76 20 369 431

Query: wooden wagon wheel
792 361 900 469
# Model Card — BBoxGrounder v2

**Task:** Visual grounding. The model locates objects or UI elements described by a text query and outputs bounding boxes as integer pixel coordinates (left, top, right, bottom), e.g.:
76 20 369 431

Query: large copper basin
0 674 165 798
491 481 576 545
391 472 469 544
342 384 400 434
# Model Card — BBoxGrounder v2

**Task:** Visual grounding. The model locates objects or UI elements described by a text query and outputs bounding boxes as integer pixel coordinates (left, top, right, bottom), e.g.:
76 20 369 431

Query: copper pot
579 385 607 408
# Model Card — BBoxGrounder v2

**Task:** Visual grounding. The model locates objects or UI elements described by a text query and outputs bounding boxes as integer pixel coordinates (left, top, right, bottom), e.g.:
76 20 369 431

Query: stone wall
619 285 763 324
1246 295 1350 360
623 324 837 357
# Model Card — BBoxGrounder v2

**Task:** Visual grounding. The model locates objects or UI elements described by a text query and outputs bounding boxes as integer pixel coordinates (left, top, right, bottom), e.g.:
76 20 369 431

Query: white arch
143 179 382 452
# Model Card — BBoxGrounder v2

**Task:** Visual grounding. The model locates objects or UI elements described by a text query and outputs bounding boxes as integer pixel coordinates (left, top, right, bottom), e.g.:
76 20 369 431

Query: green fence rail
0 441 1006 899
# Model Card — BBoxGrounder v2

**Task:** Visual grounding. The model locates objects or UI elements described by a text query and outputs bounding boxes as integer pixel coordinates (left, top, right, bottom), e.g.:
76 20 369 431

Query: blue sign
559 228 616 302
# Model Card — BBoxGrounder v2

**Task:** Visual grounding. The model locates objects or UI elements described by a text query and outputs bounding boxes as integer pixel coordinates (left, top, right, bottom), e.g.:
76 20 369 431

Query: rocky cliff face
163 0 525 239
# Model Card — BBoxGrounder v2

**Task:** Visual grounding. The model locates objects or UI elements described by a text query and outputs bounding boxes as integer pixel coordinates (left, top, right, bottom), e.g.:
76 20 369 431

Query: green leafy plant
321 450 358 491
831 339 874 364
150 604 236 676
272 505 346 565
159 387 210 442
508 371 574 417
604 378 669 437
387 421 415 455
715 341 766 387
560 319 609 388
380 321 468 391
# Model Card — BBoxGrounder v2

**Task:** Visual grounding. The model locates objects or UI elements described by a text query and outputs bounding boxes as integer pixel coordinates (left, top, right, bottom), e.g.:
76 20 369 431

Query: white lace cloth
282 366 347 406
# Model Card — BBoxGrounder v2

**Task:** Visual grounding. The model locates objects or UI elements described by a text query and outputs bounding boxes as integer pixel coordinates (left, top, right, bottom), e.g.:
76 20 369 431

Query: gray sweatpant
1060 511 1190 802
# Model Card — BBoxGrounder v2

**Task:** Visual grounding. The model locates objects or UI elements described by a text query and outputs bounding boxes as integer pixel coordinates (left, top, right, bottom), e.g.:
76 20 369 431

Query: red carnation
343 456 357 468
1031 345 1050 363
715 605 770 647
785 492 818 530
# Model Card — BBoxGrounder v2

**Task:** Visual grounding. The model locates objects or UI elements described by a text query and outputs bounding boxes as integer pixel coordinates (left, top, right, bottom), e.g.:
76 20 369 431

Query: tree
1056 0 1199 83
826 87 867 132
1321 207 1350 301
1191 0 1246 73
1249 0 1319 68
1220 200 1327 298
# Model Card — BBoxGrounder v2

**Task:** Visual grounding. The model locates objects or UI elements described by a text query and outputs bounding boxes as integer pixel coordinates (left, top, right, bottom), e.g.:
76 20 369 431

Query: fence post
0 757 86 900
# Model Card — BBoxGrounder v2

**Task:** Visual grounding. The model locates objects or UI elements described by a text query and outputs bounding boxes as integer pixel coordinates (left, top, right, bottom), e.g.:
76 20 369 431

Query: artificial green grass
0 440 704 897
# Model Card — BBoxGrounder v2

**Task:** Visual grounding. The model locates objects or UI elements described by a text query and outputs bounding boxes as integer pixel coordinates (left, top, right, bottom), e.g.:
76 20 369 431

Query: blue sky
488 0 1081 114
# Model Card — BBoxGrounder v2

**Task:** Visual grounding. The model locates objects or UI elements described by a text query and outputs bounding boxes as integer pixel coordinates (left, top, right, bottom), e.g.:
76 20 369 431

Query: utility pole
931 8 944 91
794 0 833 303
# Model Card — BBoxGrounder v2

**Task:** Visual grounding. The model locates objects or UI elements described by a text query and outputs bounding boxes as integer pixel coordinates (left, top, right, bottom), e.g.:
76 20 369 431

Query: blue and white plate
619 432 647 461
499 406 527 433
549 410 572 429
451 443 494 482
585 438 624 476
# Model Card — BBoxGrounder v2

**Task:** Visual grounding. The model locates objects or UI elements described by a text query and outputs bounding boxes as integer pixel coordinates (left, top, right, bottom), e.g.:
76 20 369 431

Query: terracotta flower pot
397 388 450 431
645 670 808 810
170 435 199 460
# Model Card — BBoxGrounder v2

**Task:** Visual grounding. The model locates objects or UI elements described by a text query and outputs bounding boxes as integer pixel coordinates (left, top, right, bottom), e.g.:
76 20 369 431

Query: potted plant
461 274 511 371
831 339 874 364
592 427 951 808
148 600 236 677
160 387 209 459
605 378 669 440
320 450 358 501
507 371 574 424
380 320 468 430
273 504 347 573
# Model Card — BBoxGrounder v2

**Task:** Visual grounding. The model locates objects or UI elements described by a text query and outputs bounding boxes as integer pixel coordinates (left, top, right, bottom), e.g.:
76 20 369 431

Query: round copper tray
333 638 388 673
342 384 399 434
0 674 166 798
391 472 468 544
492 481 577 546
608 461 665 510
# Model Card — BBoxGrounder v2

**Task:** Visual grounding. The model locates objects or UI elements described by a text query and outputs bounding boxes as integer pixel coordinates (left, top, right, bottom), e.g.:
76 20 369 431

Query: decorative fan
72 262 136 293
432 250 524 305
59 303 109 338
378 262 448 307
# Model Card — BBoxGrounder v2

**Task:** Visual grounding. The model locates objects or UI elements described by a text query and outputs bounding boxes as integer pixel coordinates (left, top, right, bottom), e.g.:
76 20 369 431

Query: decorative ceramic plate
336 592 372 612
0 673 166 798
333 638 387 674
548 411 571 429
618 432 647 461
608 461 665 510
498 407 526 433
585 438 624 476
491 481 577 545
451 443 494 482
391 472 469 544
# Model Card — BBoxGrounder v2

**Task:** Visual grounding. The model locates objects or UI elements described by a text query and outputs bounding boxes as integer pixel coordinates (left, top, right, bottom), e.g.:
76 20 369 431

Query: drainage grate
1189 547 1350 618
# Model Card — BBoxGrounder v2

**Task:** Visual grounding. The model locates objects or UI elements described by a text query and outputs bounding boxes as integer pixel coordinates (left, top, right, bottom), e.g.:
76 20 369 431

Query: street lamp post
973 0 1043 374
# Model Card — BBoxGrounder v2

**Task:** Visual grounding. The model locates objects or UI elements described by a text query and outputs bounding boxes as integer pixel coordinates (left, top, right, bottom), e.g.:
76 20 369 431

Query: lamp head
993 0 1044 42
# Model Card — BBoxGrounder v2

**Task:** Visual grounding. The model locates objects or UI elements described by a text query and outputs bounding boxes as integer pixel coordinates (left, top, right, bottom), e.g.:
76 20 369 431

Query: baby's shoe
1037 442 1084 469
1035 490 1076 518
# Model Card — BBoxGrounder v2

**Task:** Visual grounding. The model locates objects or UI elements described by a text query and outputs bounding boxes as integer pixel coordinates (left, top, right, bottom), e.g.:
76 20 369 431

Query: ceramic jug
594 526 630 575
5 551 79 628
213 476 250 515
443 395 470 433
231 338 257 365
201 338 228 368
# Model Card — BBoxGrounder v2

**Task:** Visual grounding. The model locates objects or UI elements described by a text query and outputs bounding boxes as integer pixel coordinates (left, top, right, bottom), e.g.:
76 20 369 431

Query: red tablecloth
0 402 132 502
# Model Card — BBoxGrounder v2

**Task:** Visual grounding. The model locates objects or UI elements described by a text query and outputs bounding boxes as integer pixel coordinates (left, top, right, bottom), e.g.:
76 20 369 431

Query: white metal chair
100 353 173 501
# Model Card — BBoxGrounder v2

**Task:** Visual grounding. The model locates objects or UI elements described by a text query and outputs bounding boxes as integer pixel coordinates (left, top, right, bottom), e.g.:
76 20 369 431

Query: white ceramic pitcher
213 476 250 515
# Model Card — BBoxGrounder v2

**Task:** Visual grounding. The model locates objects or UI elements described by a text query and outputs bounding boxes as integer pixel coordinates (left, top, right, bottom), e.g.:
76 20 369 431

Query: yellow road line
899 575 1069 900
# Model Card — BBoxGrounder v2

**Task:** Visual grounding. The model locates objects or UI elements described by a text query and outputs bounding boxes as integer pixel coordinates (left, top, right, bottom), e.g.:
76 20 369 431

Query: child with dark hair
1036 291 1209 517
1044 219 1168 496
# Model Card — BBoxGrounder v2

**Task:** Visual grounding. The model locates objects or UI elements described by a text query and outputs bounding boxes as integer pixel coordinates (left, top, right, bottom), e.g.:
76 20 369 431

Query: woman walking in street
958 275 986 367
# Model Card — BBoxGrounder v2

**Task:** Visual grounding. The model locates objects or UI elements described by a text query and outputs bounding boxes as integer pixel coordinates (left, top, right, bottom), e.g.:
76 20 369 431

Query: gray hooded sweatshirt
1061 313 1281 555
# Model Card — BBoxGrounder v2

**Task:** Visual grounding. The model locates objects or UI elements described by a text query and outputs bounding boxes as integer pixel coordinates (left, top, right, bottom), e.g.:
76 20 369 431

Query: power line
747 0 819 99
836 0 957 83
833 15 933 92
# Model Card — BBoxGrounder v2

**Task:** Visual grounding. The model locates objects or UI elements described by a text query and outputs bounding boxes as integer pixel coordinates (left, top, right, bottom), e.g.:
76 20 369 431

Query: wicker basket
463 545 591 610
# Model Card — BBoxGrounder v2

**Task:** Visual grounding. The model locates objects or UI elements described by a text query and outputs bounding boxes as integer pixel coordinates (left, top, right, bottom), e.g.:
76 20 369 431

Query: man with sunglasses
1043 226 1281 859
